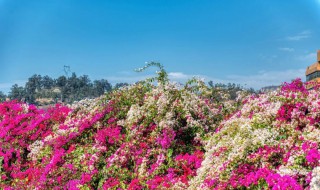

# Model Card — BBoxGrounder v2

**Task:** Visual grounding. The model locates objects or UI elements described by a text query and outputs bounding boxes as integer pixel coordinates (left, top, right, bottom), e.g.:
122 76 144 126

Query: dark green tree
25 74 42 104
78 75 93 99
93 79 112 96
0 91 6 102
42 75 55 89
67 73 78 101
56 76 68 102
8 84 26 101
56 76 67 87
113 82 128 90
208 81 256 101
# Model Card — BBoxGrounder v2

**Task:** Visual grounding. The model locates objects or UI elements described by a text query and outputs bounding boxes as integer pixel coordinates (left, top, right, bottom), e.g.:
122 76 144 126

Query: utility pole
64 65 71 78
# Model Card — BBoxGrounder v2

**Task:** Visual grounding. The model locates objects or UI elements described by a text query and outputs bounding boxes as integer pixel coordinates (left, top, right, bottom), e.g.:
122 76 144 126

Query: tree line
0 73 128 105
0 72 257 105
208 81 256 101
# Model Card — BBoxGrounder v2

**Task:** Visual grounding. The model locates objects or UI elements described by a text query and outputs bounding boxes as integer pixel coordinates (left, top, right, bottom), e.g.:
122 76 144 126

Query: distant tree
68 73 78 90
0 91 6 102
78 75 91 88
56 76 68 102
93 79 112 96
6 73 130 105
67 73 78 101
247 88 256 94
25 74 42 104
26 74 42 91
208 81 249 101
113 82 128 90
78 75 93 99
56 76 67 88
208 81 214 88
42 75 55 89
8 84 26 101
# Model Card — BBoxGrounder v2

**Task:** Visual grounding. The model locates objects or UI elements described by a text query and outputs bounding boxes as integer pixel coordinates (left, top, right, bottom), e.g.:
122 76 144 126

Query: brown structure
306 50 320 88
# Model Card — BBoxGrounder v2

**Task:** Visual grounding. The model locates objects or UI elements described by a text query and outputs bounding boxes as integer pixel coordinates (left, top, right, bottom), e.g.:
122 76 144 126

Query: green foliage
208 81 256 101
135 62 169 85
0 91 6 102
8 84 26 101
113 83 129 90
7 73 113 105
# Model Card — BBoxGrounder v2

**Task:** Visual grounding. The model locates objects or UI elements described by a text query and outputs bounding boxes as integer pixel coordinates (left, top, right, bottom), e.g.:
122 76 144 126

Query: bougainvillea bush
1 64 320 189
190 79 320 190
0 63 234 189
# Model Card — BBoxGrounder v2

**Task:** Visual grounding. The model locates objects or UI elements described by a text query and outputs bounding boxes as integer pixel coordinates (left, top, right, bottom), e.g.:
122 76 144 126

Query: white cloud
286 30 311 41
278 47 295 52
221 69 305 89
168 72 189 79
107 74 155 84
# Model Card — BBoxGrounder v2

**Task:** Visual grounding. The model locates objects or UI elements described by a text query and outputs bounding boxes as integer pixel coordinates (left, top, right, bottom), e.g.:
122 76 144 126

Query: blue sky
0 0 319 93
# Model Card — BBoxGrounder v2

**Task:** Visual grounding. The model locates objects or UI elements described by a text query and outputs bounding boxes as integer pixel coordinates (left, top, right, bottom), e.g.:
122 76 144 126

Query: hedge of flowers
190 79 320 189
1 64 320 189
0 68 236 189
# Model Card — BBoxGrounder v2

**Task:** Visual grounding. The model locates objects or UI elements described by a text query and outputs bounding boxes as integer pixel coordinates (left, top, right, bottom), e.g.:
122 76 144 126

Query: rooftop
305 50 320 76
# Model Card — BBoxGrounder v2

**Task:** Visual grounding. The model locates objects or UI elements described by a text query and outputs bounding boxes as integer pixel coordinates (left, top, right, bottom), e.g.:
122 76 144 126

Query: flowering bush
2 70 320 190
190 79 320 189
0 66 228 189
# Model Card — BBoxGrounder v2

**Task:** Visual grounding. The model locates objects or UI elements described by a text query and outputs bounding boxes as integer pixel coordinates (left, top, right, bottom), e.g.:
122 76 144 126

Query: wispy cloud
286 30 311 41
278 47 295 52
108 69 305 90
107 74 155 84
168 72 189 79
106 71 200 85
222 69 305 89
258 54 278 63
169 69 304 90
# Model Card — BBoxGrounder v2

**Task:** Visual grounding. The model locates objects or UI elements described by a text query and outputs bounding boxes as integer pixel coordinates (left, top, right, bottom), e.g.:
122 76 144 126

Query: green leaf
167 148 173 158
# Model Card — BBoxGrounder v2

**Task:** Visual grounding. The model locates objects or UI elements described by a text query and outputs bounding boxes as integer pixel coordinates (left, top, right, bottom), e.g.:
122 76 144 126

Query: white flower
310 167 320 190
28 140 44 161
